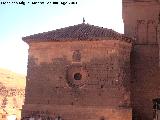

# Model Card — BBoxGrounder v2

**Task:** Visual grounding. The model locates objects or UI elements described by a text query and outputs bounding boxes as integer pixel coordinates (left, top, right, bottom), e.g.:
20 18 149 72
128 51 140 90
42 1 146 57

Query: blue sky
0 0 123 75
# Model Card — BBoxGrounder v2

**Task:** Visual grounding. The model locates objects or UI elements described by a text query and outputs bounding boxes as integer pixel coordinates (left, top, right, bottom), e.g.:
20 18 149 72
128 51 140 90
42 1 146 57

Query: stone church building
22 0 160 120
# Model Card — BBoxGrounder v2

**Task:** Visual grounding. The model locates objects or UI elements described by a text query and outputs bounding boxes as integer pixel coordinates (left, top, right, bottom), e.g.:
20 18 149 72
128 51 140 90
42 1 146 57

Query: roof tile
22 23 133 43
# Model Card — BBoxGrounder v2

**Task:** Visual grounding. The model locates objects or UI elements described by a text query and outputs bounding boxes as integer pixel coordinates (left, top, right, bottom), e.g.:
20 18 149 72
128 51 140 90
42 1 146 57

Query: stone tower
123 0 160 120
22 23 133 120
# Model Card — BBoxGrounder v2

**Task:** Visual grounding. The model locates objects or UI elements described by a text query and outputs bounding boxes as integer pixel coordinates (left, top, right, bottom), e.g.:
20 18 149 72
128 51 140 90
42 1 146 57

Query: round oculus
74 73 82 80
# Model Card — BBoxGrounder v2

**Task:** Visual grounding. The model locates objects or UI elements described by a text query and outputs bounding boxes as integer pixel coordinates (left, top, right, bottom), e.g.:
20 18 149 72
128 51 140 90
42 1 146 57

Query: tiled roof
22 23 133 43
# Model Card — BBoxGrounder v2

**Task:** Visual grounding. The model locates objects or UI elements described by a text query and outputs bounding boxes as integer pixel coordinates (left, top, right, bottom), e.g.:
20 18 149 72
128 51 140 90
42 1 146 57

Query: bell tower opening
153 98 160 120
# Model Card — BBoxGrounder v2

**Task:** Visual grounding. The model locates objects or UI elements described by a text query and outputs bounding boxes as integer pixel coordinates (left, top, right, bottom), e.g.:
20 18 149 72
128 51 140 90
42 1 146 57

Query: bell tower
158 13 160 67
122 0 160 120
123 0 160 44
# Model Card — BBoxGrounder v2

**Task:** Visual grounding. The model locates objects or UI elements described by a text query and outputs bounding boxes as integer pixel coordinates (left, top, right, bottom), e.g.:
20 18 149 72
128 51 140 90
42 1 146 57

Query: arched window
147 20 157 44
153 98 160 120
153 98 160 110
137 20 147 44
72 50 81 62
55 116 62 120
100 116 105 120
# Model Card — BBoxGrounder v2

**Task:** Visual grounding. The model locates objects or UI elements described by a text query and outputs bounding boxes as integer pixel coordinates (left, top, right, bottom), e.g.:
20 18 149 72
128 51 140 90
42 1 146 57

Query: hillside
0 68 26 119
0 68 26 88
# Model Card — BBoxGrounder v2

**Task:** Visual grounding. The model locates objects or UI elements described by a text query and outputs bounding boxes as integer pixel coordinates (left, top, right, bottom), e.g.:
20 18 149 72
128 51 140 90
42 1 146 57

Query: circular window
74 73 82 80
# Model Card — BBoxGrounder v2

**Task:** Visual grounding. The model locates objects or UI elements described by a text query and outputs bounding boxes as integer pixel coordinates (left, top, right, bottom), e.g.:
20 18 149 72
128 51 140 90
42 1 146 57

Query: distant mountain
0 68 26 119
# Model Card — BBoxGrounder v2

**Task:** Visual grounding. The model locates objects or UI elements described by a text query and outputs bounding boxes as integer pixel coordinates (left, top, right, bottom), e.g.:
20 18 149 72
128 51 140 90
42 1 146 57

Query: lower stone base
21 104 132 120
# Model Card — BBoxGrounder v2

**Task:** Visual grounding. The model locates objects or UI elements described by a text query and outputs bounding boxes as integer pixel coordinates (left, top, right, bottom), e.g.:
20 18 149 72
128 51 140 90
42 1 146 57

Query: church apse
22 23 133 120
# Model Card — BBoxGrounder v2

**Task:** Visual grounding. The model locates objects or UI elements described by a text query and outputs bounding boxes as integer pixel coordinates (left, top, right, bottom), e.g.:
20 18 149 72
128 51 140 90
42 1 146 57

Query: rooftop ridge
22 23 133 43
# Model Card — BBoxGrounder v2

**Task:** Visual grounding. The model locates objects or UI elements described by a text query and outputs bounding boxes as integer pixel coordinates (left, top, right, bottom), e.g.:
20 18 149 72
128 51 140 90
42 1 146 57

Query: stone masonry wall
123 1 160 120
130 45 159 120
22 104 132 120
22 40 132 120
